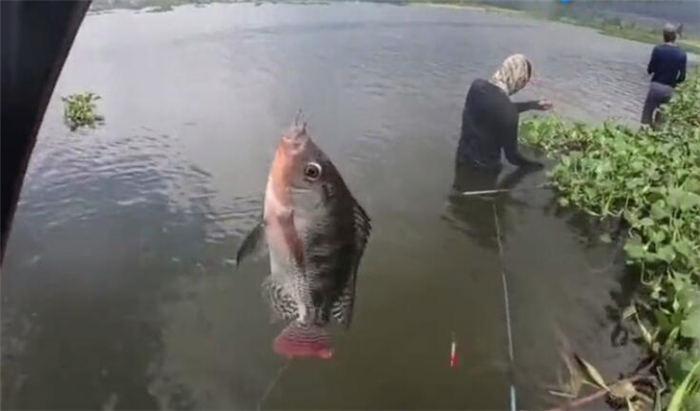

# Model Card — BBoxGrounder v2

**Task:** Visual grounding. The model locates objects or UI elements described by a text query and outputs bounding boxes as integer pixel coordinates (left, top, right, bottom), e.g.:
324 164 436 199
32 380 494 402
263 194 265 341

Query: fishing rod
493 203 518 411
459 182 553 197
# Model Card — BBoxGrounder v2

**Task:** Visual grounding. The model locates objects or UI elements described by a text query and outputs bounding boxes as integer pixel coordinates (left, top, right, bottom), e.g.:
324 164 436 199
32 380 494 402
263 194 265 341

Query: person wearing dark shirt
455 54 552 191
641 24 687 125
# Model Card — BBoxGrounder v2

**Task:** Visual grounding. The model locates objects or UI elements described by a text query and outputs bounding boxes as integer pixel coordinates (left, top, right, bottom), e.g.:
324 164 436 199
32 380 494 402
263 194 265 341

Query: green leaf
668 351 698 384
681 308 700 339
651 200 670 219
651 229 667 244
639 217 654 227
599 233 612 244
673 239 696 261
624 237 646 260
669 188 700 210
685 177 700 193
667 359 700 411
681 192 700 210
656 245 676 263
678 288 700 310
654 309 672 332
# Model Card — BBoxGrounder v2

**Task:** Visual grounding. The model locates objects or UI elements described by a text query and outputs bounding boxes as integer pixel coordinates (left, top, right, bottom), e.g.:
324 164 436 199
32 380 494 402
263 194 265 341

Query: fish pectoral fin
234 221 267 268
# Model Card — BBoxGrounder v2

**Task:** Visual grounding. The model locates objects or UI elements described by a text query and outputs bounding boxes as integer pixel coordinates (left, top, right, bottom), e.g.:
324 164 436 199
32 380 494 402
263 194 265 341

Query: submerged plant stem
544 375 648 411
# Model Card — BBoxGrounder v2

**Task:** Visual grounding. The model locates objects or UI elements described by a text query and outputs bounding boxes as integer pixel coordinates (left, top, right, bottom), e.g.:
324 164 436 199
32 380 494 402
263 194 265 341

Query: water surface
2 3 659 409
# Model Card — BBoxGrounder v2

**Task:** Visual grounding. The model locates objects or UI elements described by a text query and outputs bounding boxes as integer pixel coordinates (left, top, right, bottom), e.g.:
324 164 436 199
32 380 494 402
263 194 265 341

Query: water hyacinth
62 91 105 131
522 69 700 411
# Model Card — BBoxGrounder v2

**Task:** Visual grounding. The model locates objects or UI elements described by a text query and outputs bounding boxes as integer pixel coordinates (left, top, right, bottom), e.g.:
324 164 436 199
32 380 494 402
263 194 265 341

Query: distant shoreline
408 0 700 54
87 0 700 54
409 1 523 16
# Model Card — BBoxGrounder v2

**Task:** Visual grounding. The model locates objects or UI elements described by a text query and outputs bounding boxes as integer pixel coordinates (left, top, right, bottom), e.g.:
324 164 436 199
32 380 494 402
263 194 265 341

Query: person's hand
537 99 553 111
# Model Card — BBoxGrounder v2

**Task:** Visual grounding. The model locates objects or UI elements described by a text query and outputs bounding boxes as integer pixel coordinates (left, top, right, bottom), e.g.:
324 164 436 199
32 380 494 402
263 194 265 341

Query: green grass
522 70 700 411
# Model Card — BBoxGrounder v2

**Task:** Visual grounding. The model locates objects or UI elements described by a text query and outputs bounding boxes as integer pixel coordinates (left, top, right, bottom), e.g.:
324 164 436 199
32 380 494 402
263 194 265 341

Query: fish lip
282 123 308 142
287 185 311 194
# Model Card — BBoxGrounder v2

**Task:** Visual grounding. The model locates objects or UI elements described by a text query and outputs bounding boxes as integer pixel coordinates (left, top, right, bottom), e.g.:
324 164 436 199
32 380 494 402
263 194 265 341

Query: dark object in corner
1 0 92 265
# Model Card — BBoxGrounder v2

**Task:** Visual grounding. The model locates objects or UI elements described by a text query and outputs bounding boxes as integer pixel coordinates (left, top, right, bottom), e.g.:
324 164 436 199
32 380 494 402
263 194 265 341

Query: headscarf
490 54 532 96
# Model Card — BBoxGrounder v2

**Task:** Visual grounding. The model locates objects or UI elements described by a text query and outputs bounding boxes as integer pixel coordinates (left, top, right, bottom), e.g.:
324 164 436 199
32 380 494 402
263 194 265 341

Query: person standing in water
641 23 687 126
454 54 552 193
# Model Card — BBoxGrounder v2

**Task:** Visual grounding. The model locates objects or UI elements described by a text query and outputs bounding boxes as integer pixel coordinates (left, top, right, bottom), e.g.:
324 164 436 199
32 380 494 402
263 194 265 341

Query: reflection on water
1 3 654 409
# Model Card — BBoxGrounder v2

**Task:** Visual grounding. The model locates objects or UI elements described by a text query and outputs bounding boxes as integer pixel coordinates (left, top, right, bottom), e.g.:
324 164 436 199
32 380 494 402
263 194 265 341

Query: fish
236 118 371 360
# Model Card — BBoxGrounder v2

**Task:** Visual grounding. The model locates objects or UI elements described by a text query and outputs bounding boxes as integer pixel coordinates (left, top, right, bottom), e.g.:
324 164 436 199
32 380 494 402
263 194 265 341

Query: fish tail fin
273 322 333 360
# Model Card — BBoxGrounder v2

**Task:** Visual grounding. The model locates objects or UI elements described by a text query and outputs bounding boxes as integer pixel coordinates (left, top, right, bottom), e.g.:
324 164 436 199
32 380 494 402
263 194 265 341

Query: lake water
2 3 672 409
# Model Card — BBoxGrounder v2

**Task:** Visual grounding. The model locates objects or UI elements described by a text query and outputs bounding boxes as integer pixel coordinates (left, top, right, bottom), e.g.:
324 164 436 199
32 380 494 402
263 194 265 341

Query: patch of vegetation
407 0 700 54
522 70 700 411
407 0 525 14
87 0 700 53
590 22 699 55
90 0 329 13
146 4 175 13
89 0 236 13
550 17 700 54
62 92 105 131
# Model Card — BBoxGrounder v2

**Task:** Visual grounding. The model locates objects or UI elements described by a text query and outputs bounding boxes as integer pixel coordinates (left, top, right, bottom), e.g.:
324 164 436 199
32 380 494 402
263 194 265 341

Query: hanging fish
236 118 371 360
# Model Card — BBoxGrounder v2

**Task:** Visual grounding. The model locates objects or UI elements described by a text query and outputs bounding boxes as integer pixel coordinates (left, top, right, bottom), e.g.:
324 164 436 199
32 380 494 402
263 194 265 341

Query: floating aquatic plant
62 91 104 131
523 69 700 411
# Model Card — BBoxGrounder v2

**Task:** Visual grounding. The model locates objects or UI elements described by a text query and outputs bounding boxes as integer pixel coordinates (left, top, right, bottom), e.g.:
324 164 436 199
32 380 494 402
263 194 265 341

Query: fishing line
256 359 291 411
493 202 517 411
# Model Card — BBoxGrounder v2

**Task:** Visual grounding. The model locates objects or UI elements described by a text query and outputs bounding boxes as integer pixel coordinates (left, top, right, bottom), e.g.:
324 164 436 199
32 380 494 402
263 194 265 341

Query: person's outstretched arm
501 120 543 169
513 99 552 113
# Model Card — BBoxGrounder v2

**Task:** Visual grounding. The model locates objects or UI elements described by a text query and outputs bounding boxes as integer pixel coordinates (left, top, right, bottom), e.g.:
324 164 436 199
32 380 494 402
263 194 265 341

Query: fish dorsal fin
353 202 371 252
332 202 372 328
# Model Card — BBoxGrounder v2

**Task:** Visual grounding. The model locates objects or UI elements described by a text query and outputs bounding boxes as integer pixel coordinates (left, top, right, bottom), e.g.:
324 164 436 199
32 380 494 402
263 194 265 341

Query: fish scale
263 278 296 320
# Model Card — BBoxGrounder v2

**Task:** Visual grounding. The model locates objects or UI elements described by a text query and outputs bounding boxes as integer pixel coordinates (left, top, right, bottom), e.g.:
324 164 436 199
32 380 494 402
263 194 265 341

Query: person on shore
641 23 687 126
455 53 552 185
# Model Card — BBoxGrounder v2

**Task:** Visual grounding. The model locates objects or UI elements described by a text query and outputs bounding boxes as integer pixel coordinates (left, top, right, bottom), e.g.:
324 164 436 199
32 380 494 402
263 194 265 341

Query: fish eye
303 162 322 181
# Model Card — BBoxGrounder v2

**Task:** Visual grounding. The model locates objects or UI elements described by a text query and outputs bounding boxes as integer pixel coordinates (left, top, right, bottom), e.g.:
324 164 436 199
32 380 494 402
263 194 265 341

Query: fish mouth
282 122 308 143
288 185 311 194
281 126 308 155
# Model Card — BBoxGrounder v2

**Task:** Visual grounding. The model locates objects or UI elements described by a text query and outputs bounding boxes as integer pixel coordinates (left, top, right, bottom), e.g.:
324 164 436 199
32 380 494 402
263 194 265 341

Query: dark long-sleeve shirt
647 44 687 88
456 79 539 171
